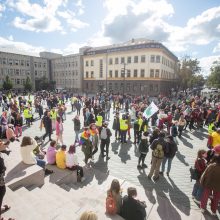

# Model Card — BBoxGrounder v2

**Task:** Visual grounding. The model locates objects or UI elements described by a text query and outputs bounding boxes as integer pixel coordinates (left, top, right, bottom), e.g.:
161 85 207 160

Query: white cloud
57 10 89 31
213 42 220 53
199 55 220 76
76 0 85 15
7 0 88 33
0 36 44 55
0 3 6 17
100 0 220 53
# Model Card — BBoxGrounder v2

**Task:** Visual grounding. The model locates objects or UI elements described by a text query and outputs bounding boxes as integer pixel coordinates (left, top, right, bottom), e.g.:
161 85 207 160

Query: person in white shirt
20 136 53 175
66 145 85 182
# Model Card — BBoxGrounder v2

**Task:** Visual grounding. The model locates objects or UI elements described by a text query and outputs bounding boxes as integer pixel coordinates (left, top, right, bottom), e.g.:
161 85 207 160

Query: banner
143 102 159 119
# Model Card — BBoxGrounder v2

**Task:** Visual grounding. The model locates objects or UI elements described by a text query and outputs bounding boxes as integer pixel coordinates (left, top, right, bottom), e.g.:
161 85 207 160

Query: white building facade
82 39 179 96
51 54 82 92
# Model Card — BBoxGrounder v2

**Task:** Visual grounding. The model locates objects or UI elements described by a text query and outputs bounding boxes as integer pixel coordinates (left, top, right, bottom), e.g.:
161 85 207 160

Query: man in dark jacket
112 112 120 141
160 135 178 176
121 187 146 220
42 111 52 142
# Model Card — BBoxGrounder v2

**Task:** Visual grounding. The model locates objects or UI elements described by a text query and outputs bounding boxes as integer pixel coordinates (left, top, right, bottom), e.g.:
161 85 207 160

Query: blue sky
0 0 220 75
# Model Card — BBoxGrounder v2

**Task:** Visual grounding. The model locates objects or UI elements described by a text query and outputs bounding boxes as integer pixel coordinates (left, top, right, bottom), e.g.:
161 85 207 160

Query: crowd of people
0 90 219 219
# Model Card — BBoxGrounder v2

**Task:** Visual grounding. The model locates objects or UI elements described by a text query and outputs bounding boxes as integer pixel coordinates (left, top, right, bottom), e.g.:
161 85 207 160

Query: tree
207 60 220 88
177 56 203 90
2 75 13 91
35 76 56 91
23 76 33 91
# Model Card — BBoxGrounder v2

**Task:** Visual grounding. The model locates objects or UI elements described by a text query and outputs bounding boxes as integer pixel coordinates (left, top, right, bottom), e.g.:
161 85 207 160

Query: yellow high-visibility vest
120 119 128 131
138 118 143 131
96 115 103 127
208 123 215 135
50 110 57 120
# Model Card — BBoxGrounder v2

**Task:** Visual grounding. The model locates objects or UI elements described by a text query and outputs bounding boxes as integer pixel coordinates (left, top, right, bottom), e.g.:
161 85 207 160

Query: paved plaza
3 100 220 219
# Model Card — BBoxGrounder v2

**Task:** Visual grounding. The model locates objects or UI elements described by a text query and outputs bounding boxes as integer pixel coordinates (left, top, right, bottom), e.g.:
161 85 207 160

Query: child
137 132 149 169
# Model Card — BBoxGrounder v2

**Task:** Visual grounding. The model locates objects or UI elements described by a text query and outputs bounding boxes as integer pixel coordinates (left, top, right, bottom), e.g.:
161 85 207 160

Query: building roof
0 47 40 57
82 38 178 60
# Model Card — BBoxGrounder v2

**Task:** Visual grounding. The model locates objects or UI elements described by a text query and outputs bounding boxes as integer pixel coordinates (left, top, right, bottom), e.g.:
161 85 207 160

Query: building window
150 69 154 78
15 69 19 75
140 69 145 77
115 58 119 64
127 70 131 77
86 61 89 67
15 60 19 65
90 60 93 66
115 83 118 90
34 62 37 68
156 55 160 63
155 69 159 78
134 69 138 77
150 55 155 63
121 57 125 64
109 58 113 65
26 71 30 75
155 84 159 92
35 70 37 76
38 63 42 68
115 70 118 78
2 58 7 64
109 70 112 78
91 71 94 78
17 79 20 85
86 71 89 78
141 55 145 63
134 56 138 63
127 56 131 64
99 59 103 78
9 59 13 65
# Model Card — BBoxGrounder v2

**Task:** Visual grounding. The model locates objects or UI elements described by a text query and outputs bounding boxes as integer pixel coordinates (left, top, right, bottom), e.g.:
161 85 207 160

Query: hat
213 145 220 154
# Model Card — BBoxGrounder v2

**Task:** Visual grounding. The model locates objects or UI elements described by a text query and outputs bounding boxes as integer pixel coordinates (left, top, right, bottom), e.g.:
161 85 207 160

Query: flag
143 102 159 119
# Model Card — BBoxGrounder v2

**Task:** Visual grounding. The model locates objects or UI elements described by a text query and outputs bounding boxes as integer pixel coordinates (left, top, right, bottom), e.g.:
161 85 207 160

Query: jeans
36 158 46 168
100 139 110 156
192 181 203 201
75 130 80 142
120 130 127 143
161 157 173 173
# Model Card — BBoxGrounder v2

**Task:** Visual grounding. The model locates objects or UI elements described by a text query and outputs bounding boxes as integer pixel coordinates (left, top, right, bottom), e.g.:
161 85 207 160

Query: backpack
106 192 117 215
152 144 164 158
100 128 108 139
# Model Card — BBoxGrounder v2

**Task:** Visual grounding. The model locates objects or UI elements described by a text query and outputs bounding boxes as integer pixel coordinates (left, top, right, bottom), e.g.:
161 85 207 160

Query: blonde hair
80 211 98 220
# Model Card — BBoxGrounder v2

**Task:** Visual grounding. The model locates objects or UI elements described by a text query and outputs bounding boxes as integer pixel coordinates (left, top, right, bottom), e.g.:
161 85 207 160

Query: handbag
189 167 200 182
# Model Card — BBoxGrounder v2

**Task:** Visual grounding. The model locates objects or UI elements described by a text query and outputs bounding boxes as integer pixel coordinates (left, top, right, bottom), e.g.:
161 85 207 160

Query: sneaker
211 212 217 216
137 165 142 169
159 171 164 176
166 172 169 176
45 169 54 176
147 175 152 180
91 156 95 161
106 156 110 160
142 164 148 168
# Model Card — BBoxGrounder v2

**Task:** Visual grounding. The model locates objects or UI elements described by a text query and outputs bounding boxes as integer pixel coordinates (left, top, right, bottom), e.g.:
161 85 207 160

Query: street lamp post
105 52 108 92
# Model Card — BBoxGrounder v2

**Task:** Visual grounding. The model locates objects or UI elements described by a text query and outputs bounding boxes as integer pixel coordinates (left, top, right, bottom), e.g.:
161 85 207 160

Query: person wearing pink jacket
56 117 63 145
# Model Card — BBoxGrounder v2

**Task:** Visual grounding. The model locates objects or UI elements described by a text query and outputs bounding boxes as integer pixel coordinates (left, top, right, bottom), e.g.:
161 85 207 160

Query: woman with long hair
20 136 53 175
107 179 122 215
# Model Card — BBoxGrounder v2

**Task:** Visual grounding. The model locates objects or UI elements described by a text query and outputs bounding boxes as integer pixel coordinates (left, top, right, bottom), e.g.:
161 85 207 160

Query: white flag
143 102 159 119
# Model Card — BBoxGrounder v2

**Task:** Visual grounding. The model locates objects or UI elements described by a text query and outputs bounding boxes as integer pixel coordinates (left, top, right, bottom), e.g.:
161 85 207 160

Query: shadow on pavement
176 151 189 166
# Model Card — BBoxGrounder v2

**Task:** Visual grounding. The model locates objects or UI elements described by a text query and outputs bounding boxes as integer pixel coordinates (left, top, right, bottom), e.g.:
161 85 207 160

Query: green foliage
35 76 56 91
207 60 220 88
177 56 204 89
23 76 33 91
2 75 13 90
